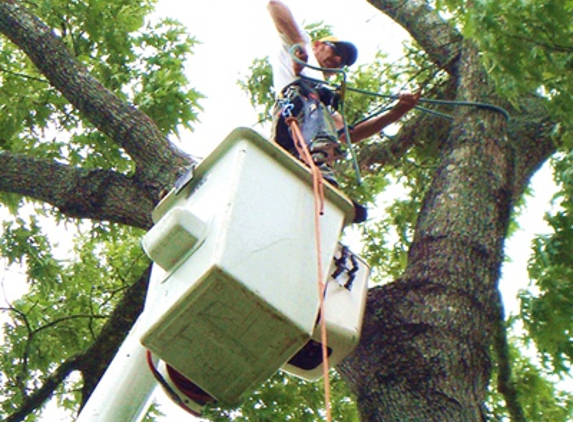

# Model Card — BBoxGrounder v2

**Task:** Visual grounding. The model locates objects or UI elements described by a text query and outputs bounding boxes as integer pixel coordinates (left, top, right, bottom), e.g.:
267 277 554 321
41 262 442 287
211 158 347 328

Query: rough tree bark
0 1 191 418
0 0 192 229
337 1 556 422
340 39 512 421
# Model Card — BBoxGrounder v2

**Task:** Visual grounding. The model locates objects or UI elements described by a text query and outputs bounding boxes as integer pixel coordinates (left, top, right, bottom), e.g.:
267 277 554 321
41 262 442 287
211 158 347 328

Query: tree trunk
0 1 561 420
339 41 515 422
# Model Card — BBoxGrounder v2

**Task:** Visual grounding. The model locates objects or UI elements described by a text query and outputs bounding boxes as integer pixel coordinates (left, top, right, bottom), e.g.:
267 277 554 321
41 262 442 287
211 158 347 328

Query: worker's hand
394 91 421 114
292 44 308 75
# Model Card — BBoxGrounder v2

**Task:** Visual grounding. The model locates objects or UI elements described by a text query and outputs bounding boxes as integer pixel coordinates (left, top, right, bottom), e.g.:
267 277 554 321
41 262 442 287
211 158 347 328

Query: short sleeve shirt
271 31 325 98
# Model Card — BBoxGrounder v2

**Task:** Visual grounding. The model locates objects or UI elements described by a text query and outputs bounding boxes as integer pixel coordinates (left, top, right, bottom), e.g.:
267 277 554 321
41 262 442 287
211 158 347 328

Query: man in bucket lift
267 0 420 222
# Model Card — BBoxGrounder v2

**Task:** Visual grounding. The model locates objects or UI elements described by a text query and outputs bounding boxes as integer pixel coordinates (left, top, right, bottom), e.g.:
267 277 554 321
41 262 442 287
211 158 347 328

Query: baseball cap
319 36 358 67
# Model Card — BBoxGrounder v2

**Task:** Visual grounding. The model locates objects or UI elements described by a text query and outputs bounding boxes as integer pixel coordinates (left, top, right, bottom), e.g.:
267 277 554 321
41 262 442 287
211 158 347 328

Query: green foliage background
1 0 573 421
0 0 202 420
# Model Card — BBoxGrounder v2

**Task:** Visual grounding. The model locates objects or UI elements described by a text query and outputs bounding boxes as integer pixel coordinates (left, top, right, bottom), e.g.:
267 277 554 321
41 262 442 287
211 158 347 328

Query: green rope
286 45 512 186
289 45 363 185
344 85 511 122
289 45 511 122
338 95 363 186
412 105 453 121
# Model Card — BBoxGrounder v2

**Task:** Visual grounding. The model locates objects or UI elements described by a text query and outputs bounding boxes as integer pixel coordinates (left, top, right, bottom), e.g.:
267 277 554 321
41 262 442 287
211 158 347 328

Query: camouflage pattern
271 80 343 186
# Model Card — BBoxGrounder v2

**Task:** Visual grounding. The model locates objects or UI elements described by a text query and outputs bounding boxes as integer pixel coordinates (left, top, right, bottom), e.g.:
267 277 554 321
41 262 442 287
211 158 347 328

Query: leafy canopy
2 0 573 421
0 0 202 420
237 8 573 421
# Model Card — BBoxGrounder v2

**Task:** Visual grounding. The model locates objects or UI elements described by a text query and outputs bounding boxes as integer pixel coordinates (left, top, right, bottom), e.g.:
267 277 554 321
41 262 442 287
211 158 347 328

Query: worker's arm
338 92 420 144
267 0 308 74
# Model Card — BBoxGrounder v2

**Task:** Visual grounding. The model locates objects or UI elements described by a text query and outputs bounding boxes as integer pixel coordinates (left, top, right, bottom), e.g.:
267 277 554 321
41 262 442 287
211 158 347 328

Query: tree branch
0 152 155 228
357 108 449 171
4 304 35 398
492 291 527 422
3 355 82 422
367 0 462 74
506 33 573 54
77 264 151 408
0 63 48 83
0 0 192 196
505 95 556 200
31 314 108 336
340 41 516 421
357 77 457 171
3 265 151 422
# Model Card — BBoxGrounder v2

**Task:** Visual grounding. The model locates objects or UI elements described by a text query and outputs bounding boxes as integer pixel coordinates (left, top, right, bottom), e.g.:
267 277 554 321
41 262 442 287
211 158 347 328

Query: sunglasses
323 41 347 65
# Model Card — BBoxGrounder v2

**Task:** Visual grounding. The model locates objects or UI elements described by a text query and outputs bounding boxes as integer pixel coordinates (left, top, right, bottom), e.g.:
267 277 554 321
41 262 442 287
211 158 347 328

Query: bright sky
0 0 556 421
149 0 557 316
145 0 557 420
152 0 410 159
146 1 413 420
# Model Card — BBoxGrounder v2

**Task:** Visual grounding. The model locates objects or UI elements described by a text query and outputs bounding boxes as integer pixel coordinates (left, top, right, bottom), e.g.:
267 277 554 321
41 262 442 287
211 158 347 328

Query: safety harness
273 78 343 185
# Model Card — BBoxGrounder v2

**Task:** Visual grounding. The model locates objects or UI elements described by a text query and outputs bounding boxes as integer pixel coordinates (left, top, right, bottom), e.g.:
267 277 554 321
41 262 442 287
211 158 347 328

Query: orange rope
285 117 332 422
